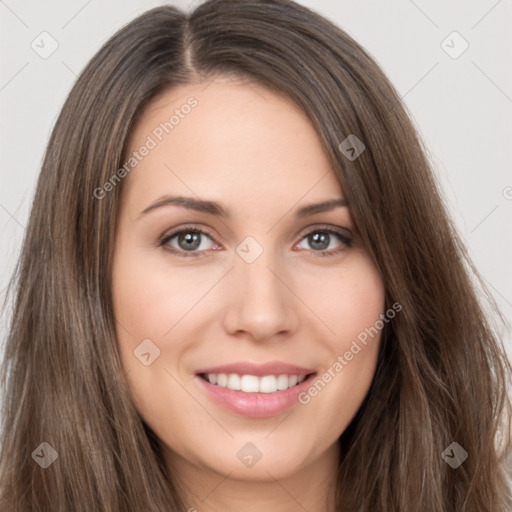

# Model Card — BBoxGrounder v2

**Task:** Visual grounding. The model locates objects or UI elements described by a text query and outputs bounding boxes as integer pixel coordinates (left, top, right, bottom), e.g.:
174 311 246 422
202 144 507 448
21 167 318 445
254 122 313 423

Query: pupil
179 232 201 251
310 232 329 250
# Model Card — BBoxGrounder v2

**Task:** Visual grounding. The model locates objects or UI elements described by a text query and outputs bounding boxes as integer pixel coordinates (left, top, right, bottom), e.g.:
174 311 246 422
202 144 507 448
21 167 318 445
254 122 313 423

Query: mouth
197 372 315 393
194 362 318 418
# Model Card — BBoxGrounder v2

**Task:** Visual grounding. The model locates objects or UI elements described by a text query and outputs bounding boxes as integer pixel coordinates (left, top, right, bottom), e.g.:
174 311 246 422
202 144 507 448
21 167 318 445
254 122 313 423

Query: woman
1 0 510 510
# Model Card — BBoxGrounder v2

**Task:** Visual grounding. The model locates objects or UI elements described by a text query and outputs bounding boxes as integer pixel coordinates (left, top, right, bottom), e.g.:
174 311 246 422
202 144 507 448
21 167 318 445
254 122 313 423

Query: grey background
1 0 511 360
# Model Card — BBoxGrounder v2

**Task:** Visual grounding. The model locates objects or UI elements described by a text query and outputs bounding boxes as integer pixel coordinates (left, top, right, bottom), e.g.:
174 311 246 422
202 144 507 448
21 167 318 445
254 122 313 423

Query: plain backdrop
1 0 511 364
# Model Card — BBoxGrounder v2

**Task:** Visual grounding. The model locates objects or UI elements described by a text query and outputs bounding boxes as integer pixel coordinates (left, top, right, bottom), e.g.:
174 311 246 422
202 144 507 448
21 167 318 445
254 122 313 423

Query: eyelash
158 224 353 259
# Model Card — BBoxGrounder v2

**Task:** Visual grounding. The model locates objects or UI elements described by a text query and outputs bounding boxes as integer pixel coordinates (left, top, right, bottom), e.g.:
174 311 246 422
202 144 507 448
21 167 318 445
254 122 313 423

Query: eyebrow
139 195 347 219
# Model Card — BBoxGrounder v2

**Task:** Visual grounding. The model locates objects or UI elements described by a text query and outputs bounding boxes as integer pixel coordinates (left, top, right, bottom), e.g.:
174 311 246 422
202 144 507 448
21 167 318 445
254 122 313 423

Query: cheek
110 244 227 396
111 249 208 341
112 267 174 339
110 251 200 420
296 251 385 344
337 262 385 343
333 254 385 369
295 253 385 429
110 247 179 384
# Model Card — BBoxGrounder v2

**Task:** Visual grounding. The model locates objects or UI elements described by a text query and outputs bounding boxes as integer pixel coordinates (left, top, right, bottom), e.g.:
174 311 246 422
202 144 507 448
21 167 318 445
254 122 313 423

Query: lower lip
195 373 317 418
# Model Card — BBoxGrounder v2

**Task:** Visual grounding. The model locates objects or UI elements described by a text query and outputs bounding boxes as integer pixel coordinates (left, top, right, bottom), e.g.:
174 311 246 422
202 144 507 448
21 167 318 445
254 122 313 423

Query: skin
111 75 386 512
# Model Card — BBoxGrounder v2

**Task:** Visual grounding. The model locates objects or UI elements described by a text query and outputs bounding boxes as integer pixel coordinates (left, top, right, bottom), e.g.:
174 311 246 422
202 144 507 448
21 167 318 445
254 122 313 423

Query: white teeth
202 373 309 393
217 373 227 387
259 375 277 393
227 373 241 390
276 374 289 390
241 374 260 392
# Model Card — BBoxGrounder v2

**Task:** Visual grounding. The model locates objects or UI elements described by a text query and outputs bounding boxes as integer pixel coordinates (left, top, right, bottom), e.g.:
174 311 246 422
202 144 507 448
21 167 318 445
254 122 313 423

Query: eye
159 224 353 258
295 225 353 257
160 225 219 258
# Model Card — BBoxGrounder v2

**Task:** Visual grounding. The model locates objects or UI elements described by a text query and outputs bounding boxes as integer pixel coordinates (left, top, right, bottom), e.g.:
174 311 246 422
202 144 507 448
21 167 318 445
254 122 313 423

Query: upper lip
195 361 316 377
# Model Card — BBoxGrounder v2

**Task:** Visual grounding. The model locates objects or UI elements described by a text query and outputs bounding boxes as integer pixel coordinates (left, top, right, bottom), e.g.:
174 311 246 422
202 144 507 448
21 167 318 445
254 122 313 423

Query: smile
199 373 310 393
194 361 317 417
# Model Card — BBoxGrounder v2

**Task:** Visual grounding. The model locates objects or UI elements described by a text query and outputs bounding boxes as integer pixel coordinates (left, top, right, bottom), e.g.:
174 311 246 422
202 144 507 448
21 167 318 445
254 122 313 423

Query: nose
222 250 300 343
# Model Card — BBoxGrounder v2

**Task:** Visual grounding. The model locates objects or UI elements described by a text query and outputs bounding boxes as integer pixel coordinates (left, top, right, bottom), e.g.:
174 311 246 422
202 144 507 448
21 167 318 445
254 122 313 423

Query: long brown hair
1 1 510 510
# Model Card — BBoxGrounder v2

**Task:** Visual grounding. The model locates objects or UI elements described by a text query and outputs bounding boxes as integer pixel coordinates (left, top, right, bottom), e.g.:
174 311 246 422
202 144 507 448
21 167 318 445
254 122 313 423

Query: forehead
122 77 343 216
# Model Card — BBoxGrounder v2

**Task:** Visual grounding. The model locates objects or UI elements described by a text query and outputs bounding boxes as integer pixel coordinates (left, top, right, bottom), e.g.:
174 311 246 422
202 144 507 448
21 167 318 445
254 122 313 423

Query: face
111 76 385 489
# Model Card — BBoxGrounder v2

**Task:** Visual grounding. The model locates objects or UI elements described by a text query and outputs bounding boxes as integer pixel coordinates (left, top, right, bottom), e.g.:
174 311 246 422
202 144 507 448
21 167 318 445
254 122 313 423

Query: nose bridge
234 236 286 304
223 235 296 339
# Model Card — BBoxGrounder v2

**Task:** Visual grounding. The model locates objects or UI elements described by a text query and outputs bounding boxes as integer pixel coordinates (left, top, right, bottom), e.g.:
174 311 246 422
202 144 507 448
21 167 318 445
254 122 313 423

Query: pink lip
195 372 317 418
194 361 317 418
195 360 316 377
